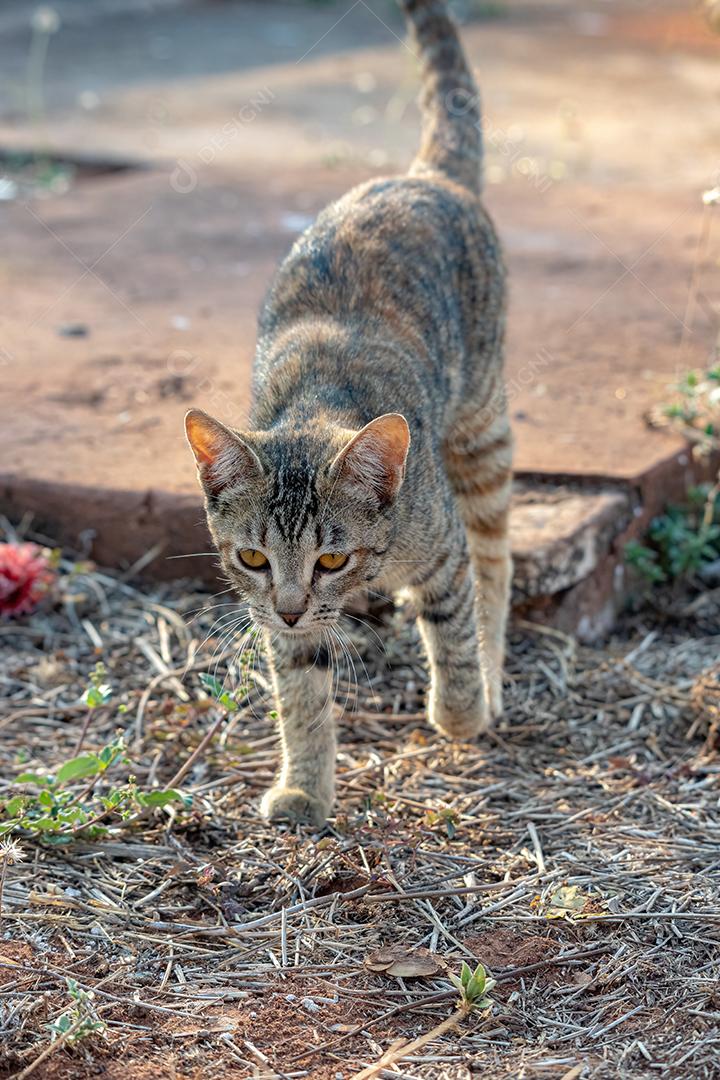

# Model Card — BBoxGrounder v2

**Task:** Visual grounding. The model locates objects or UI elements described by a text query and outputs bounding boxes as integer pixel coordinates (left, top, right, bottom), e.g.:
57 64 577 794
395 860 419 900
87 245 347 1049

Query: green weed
48 979 106 1045
657 364 720 457
448 960 496 1010
1 667 190 843
625 484 720 586
425 806 460 839
630 362 720 587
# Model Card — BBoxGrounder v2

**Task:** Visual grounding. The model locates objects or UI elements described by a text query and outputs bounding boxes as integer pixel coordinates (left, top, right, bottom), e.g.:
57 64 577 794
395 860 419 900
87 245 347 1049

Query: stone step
1 473 635 641
511 483 633 641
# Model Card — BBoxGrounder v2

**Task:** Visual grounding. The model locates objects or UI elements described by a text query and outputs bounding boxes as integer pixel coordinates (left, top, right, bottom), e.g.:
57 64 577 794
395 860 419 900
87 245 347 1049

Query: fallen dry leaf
364 946 442 978
386 956 441 977
545 884 588 919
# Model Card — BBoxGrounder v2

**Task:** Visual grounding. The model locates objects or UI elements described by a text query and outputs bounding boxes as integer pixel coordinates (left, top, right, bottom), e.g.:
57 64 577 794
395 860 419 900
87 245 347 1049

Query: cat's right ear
184 409 263 498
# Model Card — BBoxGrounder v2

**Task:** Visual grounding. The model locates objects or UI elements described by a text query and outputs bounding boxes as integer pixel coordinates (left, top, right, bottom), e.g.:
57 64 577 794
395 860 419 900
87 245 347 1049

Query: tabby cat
185 0 512 826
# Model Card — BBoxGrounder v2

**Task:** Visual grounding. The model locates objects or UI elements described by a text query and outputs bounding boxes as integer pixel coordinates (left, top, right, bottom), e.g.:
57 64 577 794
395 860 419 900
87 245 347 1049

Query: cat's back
259 173 504 343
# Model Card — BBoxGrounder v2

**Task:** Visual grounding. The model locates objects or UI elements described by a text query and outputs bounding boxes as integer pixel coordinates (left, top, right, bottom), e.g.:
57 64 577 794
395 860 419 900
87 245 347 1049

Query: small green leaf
466 963 486 1000
51 1014 73 1036
200 673 239 711
200 673 223 698
16 772 50 787
136 789 191 809
4 796 27 817
56 756 101 785
71 825 108 840
663 403 685 418
28 816 63 832
82 684 112 709
100 789 128 809
97 742 124 770
450 961 494 1010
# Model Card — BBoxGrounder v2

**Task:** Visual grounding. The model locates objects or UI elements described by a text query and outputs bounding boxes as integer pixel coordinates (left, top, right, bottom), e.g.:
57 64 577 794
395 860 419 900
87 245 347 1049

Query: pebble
58 323 89 337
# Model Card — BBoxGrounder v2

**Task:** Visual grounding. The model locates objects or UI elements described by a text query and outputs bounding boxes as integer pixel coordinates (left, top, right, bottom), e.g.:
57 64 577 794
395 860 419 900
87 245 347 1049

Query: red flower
0 543 56 618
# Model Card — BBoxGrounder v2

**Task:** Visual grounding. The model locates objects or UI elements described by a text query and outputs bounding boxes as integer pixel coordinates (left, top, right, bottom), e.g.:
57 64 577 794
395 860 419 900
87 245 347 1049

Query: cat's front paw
484 662 504 721
260 786 330 828
428 694 491 740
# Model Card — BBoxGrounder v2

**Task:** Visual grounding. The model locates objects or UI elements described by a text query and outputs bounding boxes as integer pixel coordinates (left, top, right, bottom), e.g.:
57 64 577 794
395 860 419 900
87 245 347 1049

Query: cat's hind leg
444 405 513 720
408 511 490 740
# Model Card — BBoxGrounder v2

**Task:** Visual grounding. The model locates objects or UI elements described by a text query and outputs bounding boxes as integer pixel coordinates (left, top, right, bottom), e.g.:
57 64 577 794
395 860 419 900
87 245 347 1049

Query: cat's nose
279 611 303 627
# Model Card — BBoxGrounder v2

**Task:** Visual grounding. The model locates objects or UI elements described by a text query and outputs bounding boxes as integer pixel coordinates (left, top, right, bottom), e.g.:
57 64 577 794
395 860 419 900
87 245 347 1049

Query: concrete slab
0 165 705 498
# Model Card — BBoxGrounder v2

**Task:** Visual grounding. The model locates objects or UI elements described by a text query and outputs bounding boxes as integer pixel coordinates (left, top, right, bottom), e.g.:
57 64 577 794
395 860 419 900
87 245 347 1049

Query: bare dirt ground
1 528 719 1079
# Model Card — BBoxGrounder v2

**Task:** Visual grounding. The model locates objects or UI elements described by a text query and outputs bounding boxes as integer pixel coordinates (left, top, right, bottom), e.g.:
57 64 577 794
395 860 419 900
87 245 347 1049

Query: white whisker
167 551 219 560
208 618 254 683
193 608 250 667
367 587 395 605
334 623 373 717
328 625 356 719
342 612 389 661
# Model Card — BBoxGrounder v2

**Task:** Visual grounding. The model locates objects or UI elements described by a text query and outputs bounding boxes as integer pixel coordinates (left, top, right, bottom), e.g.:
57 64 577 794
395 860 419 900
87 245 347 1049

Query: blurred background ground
0 0 718 609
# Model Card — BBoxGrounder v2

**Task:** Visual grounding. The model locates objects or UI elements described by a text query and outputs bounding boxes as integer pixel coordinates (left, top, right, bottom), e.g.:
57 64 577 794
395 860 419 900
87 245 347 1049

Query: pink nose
279 611 303 627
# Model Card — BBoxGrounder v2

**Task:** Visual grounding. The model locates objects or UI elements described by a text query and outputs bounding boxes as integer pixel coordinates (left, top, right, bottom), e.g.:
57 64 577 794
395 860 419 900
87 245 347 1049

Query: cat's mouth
252 608 341 636
275 622 313 635
273 617 339 636
247 609 316 635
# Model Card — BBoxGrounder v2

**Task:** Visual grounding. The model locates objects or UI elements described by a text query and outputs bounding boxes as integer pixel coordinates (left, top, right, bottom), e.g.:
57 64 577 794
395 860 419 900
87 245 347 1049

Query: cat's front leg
260 632 336 827
409 533 490 740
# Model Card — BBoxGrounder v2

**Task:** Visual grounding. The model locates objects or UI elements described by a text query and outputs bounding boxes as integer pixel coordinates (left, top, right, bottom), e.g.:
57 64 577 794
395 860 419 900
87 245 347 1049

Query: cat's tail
399 0 482 194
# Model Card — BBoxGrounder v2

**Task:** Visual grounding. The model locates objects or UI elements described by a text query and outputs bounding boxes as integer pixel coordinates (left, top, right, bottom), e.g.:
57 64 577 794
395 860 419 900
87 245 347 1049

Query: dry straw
0 532 719 1077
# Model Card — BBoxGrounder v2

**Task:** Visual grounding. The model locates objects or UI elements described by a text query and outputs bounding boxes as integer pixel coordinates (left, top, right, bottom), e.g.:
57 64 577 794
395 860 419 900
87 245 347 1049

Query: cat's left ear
331 413 410 505
185 409 263 497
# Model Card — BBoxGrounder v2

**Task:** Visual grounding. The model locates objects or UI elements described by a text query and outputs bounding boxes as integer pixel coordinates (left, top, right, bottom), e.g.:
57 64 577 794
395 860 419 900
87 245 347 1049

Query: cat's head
185 409 410 635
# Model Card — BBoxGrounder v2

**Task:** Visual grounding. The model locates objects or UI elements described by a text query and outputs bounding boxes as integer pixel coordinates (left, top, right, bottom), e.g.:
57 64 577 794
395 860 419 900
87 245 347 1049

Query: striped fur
402 0 484 193
185 0 511 826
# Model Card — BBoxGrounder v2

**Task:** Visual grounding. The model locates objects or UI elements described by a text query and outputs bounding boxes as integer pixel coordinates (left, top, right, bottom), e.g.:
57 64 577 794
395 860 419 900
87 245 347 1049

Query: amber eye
238 548 269 570
317 552 349 572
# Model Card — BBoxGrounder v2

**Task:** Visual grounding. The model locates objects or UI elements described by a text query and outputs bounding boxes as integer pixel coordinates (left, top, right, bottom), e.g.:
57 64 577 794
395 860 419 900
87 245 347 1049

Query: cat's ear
185 409 263 498
331 413 410 504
